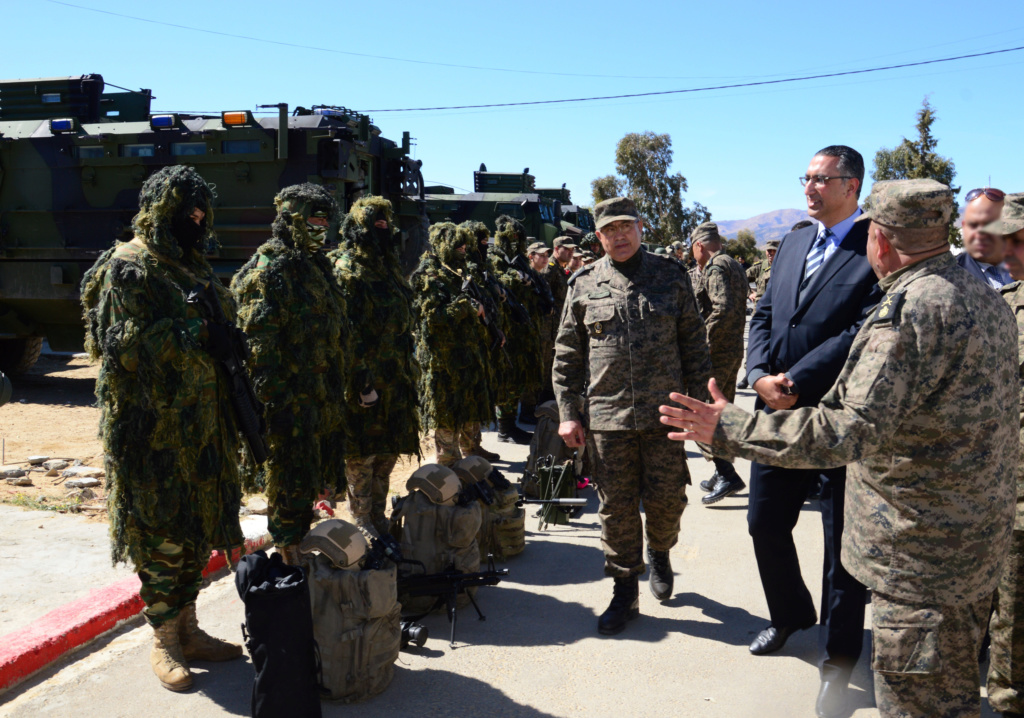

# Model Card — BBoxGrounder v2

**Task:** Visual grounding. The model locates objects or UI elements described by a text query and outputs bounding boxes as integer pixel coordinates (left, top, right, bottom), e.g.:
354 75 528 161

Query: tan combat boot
150 614 192 691
178 602 242 662
353 514 381 540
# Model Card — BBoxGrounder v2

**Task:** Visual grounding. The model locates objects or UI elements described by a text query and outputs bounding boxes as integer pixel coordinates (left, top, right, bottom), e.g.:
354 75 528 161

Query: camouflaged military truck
0 74 428 372
424 165 591 244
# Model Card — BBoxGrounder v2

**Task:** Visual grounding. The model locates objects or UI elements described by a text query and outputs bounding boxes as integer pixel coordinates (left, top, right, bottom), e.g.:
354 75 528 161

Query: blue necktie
804 228 831 280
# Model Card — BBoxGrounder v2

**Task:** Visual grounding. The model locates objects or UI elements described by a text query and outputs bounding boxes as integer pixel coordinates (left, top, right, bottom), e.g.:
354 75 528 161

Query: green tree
723 228 761 265
872 98 961 245
590 131 710 245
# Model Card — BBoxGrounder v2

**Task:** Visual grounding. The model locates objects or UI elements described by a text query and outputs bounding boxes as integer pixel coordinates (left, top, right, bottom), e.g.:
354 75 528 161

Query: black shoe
597 576 640 635
749 618 816 655
702 475 746 505
647 548 673 601
497 417 532 445
699 471 723 492
737 377 749 390
807 478 823 501
815 681 847 718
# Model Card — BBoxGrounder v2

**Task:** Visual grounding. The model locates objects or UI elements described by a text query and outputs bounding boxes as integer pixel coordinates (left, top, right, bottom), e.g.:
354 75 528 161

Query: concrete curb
0 531 272 694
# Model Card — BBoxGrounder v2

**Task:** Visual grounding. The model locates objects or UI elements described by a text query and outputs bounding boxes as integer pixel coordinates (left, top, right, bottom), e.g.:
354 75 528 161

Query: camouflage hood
131 165 216 263
428 221 468 268
494 214 526 258
340 195 400 260
459 220 490 269
271 183 342 253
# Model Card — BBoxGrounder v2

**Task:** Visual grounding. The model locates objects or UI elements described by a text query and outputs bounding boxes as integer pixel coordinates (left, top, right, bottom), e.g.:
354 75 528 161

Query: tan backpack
452 457 525 560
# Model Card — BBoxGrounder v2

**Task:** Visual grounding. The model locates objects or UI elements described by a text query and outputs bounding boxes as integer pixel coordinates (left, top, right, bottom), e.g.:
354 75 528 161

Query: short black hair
791 220 814 232
815 145 865 198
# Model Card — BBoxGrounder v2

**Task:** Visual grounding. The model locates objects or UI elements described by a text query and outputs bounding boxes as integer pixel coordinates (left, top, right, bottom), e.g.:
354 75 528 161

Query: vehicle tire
0 337 43 375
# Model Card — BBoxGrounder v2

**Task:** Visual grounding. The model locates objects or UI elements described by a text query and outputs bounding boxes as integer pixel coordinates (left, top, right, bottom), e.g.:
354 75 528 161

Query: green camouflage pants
346 453 398 520
137 533 207 627
711 354 742 403
268 487 315 547
872 590 991 717
434 423 477 467
591 429 689 577
988 529 1024 714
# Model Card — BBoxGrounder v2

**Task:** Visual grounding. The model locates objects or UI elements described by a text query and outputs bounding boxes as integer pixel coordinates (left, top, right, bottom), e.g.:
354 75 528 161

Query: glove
359 388 379 408
203 322 236 362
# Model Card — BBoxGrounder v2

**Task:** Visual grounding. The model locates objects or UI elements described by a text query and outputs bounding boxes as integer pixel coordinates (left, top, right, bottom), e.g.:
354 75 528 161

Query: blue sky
7 0 1024 224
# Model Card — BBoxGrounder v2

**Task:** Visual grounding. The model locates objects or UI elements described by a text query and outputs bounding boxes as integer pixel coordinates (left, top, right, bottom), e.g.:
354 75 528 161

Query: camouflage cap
983 192 1024 236
553 236 577 248
594 197 639 230
527 241 550 255
765 239 780 250
690 222 722 245
857 179 953 229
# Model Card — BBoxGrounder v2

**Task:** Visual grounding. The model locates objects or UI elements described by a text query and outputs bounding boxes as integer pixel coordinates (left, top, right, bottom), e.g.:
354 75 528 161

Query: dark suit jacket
746 221 881 408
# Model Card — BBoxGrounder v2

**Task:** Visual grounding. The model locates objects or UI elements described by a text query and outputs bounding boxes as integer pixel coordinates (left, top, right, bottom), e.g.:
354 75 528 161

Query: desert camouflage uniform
539 259 569 398
81 166 243 626
988 279 1024 715
330 197 420 532
411 223 494 465
553 251 711 576
690 249 748 402
712 249 1018 717
231 184 348 547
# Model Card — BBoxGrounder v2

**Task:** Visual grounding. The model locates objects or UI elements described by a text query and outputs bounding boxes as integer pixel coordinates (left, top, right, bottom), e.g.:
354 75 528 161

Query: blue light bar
49 118 75 133
150 114 177 129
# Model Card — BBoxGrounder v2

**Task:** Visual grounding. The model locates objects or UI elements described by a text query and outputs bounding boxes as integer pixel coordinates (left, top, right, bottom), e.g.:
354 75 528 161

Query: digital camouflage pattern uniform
490 215 545 418
553 249 711 577
231 184 348 548
539 254 569 399
81 165 243 627
411 222 494 465
709 180 1018 718
330 197 420 534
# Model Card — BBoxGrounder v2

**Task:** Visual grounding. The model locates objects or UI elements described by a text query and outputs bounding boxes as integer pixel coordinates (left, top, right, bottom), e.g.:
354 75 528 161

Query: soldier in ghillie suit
231 183 348 561
81 165 245 692
329 196 420 537
411 222 495 466
490 215 546 443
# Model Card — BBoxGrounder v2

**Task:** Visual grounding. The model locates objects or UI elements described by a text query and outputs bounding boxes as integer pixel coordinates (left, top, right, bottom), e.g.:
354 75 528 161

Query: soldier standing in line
81 166 244 692
231 184 348 563
330 196 420 538
552 235 577 276
687 222 750 504
662 179 1019 718
554 197 711 635
986 193 1024 717
746 238 780 305
537 239 569 404
411 222 494 466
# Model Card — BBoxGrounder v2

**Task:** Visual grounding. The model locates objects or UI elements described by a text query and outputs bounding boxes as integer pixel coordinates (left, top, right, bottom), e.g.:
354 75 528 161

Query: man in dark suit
743 145 881 718
957 186 1010 289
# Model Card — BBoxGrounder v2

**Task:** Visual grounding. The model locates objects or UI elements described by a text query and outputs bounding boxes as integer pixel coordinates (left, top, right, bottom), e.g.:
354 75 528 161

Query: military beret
857 179 953 229
690 222 721 244
527 241 550 255
594 197 639 230
983 193 1024 236
765 239 780 250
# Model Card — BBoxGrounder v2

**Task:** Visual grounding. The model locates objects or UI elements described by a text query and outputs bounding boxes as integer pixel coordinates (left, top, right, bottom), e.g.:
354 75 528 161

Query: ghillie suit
410 222 494 465
489 215 545 439
231 183 349 551
329 196 420 535
81 165 244 690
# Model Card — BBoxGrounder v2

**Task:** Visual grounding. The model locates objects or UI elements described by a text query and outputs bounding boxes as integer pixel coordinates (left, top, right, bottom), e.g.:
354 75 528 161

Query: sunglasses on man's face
965 187 1006 203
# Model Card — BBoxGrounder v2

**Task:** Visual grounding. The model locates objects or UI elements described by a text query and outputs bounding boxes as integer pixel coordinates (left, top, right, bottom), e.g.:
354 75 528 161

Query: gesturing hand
659 379 729 443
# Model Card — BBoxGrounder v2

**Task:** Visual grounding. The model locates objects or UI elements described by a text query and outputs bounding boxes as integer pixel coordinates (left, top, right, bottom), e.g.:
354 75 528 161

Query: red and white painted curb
0 531 272 694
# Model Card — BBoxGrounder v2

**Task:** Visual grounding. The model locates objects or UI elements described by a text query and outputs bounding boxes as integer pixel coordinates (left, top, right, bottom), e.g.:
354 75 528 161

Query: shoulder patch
566 264 594 286
1000 280 1021 296
875 291 905 324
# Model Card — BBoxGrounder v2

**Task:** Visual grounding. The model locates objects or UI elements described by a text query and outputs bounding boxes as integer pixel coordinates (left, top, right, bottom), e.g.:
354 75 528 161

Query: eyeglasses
965 187 1006 203
799 175 854 188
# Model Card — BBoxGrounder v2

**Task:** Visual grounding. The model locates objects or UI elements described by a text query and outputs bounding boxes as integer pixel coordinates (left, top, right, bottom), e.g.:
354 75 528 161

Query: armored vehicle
0 74 427 372
424 165 590 243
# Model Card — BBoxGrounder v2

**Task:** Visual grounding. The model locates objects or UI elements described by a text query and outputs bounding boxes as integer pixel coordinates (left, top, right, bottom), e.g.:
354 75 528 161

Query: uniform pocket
872 613 942 675
584 303 620 353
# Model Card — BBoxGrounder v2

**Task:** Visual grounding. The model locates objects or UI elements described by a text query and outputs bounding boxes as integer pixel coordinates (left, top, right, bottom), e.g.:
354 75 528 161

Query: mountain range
716 209 809 246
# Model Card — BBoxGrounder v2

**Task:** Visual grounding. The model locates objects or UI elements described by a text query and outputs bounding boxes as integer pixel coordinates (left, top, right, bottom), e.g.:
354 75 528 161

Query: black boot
647 547 673 600
702 461 746 505
497 417 532 445
518 403 538 426
597 576 640 635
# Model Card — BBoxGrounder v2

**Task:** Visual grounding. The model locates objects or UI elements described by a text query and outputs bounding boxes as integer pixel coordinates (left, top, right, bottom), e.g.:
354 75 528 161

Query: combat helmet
299 519 369 569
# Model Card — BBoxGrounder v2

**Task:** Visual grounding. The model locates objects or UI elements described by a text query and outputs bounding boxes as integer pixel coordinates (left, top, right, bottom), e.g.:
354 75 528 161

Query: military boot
518 403 538 426
497 417 532 445
178 602 242 662
354 514 381 540
277 544 303 566
150 614 192 691
597 576 640 635
370 507 391 538
647 547 673 601
469 445 501 462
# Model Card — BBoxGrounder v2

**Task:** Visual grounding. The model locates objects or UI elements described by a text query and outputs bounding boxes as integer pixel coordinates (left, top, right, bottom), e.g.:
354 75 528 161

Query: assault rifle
397 556 509 647
186 281 269 464
482 270 530 325
459 276 509 360
508 252 555 316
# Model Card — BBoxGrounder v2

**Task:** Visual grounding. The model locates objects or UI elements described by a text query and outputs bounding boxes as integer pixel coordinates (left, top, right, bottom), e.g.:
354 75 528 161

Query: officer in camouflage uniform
81 165 244 692
986 193 1024 718
412 222 495 466
490 215 546 444
662 180 1018 718
554 197 712 635
329 196 420 538
534 239 567 404
687 222 750 504
746 238 779 304
231 184 348 561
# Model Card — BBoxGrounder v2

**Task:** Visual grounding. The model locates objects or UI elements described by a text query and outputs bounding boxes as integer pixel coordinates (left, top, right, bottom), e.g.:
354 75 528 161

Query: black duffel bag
235 550 321 718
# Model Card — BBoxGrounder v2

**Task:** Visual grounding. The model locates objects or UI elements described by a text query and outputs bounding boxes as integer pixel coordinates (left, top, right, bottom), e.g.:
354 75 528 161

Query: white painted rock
43 459 69 472
61 466 105 479
66 477 102 489
27 455 49 465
